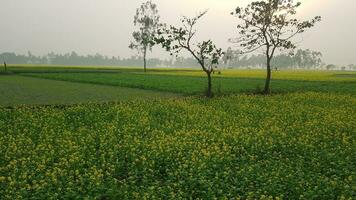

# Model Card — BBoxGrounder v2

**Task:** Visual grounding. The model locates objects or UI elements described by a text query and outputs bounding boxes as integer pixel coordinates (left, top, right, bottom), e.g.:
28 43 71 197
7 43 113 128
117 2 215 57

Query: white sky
0 0 355 65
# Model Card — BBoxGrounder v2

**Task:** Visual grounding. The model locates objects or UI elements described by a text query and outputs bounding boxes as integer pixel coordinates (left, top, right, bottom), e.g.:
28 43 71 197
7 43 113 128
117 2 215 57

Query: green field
23 72 356 96
6 65 356 81
4 66 355 97
0 66 355 199
0 75 178 106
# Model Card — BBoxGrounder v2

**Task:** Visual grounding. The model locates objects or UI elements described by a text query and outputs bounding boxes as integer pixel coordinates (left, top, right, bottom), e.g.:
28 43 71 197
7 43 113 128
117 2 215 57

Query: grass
0 92 354 199
0 75 178 106
23 72 356 95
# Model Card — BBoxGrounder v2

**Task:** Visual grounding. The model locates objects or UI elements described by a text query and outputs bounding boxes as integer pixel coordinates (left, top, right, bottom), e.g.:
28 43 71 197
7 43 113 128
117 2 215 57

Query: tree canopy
129 0 164 72
155 11 224 97
231 0 321 93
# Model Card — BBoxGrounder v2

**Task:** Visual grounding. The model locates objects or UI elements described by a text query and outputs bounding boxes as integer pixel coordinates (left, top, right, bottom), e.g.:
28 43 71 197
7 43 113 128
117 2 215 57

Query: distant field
6 65 356 81
0 75 178 106
1 92 354 199
150 69 356 82
23 72 356 95
5 65 356 97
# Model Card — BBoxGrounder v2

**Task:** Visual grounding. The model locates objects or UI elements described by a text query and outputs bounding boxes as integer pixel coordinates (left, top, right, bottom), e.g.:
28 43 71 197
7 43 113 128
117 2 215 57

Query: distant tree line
0 51 167 67
3 49 355 71
222 49 326 70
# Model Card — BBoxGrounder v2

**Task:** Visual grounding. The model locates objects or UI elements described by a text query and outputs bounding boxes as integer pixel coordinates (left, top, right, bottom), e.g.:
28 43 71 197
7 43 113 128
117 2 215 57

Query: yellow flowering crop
0 92 355 199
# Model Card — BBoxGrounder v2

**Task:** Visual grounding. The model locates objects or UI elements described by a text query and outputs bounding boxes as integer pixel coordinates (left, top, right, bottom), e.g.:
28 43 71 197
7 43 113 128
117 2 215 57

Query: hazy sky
0 0 355 65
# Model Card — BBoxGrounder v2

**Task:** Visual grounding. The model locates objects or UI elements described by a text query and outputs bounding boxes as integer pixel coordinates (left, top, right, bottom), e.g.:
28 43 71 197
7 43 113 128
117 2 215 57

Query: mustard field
149 69 356 82
5 65 356 82
1 92 355 199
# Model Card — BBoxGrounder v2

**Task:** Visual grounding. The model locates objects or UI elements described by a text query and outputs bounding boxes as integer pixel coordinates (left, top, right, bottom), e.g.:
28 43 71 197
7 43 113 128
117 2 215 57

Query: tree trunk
143 48 147 73
206 72 213 98
264 57 272 94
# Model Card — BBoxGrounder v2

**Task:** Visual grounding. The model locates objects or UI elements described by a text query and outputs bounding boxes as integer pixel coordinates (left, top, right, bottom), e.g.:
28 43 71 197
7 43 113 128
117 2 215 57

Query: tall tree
222 47 234 68
294 49 323 69
231 0 321 94
155 11 224 98
129 0 163 72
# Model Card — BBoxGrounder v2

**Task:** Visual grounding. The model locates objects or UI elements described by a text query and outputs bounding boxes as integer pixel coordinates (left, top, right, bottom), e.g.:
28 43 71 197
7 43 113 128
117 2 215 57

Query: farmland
5 65 356 97
0 66 355 199
0 75 178 106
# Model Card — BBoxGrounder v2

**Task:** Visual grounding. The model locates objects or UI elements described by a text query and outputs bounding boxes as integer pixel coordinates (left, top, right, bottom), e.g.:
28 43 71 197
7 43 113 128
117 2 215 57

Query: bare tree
155 11 224 98
129 0 163 72
231 0 321 94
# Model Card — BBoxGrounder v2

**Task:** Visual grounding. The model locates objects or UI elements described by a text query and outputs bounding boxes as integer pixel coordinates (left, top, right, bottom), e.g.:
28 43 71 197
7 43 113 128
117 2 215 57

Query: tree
348 64 356 71
222 47 234 68
129 0 163 72
326 64 336 71
155 11 224 98
294 49 323 69
231 0 321 94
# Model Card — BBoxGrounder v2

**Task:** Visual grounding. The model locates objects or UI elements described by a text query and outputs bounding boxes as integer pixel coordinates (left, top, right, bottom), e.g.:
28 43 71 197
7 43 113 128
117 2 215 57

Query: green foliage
155 10 223 72
232 0 321 53
231 0 322 94
129 1 163 53
155 10 224 97
0 93 355 199
129 0 164 72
